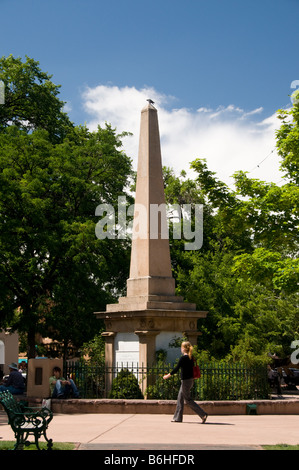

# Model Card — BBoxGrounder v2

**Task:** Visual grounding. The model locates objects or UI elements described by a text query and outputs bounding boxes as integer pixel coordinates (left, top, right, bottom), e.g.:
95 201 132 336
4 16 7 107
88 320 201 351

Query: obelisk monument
95 101 207 370
127 100 175 299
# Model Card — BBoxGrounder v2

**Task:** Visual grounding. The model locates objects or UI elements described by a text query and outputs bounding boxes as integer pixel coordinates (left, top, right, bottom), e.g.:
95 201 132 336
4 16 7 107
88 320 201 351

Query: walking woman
163 341 208 423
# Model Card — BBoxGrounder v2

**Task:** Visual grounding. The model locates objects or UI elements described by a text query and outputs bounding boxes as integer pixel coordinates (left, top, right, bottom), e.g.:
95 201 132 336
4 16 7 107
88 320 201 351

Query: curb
19 397 299 415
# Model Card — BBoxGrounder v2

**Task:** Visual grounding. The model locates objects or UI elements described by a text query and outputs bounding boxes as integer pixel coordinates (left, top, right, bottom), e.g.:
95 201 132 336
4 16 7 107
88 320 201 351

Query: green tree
0 56 133 356
0 55 73 142
169 97 299 363
276 100 299 185
0 125 132 357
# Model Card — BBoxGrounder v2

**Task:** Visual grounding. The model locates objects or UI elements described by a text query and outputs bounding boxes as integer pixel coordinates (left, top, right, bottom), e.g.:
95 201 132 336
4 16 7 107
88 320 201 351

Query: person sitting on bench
0 363 25 395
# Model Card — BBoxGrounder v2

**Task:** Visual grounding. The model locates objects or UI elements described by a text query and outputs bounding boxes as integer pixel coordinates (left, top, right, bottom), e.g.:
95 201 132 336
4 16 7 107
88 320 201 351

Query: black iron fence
65 361 270 400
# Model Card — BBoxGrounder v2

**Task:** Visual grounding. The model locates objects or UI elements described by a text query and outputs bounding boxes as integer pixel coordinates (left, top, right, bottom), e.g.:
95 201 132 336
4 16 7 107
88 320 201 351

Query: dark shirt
5 370 25 390
170 355 194 380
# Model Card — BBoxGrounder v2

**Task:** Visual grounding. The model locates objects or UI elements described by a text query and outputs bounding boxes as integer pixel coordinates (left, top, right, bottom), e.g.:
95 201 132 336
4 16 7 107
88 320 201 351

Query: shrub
109 369 144 399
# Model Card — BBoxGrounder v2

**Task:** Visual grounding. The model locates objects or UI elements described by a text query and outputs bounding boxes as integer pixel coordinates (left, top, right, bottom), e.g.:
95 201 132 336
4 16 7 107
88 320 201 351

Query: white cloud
82 85 286 187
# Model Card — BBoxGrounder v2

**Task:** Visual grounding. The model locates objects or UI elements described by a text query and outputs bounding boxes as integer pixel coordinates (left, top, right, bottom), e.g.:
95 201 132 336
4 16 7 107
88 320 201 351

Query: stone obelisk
95 101 207 373
127 100 175 299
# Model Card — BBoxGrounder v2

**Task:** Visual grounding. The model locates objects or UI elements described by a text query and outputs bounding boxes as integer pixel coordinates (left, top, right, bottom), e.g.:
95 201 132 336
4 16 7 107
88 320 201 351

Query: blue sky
1 0 298 184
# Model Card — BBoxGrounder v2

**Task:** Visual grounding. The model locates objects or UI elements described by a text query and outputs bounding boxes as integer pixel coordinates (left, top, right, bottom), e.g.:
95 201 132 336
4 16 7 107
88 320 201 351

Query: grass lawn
0 440 76 450
1 440 299 451
262 444 299 450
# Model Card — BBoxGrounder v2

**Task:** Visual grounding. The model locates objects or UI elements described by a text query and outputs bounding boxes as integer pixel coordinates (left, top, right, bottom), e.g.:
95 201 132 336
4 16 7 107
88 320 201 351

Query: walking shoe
201 414 208 424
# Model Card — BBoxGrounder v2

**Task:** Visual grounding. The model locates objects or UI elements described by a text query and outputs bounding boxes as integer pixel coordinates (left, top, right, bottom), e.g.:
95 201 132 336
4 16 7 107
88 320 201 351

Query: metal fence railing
64 361 270 400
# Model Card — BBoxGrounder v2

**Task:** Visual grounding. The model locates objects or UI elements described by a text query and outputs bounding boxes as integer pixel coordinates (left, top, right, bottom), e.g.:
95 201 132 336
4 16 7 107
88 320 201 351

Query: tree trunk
27 326 36 359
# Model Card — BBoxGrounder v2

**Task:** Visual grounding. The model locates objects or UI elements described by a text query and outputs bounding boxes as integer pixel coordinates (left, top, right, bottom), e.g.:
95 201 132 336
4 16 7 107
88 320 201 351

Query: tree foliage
0 56 133 357
0 55 73 142
165 99 299 364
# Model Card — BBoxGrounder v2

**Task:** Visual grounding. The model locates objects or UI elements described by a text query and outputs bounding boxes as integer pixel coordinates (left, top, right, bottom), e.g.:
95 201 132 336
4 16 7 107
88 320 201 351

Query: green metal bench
0 390 53 450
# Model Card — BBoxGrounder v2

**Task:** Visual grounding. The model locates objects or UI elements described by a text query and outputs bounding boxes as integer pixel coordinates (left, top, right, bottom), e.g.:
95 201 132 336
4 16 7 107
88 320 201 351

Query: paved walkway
1 411 299 450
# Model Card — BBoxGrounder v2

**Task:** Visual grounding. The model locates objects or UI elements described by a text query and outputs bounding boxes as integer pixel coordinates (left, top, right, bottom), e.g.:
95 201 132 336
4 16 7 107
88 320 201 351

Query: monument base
95 304 207 396
94 304 207 367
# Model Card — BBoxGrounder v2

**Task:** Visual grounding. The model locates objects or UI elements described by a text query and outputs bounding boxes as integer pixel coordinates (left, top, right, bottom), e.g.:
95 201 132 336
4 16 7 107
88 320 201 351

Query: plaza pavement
1 411 299 450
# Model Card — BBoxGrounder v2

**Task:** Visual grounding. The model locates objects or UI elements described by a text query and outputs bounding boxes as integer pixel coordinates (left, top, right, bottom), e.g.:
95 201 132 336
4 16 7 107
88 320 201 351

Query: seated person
49 366 79 398
0 363 25 395
267 364 282 394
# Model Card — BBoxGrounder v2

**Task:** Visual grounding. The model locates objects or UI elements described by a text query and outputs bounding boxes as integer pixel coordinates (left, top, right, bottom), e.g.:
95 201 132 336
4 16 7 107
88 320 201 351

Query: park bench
0 390 53 450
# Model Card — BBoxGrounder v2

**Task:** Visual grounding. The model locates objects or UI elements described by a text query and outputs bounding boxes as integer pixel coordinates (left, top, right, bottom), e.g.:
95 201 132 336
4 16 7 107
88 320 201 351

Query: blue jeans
52 379 79 398
0 385 25 395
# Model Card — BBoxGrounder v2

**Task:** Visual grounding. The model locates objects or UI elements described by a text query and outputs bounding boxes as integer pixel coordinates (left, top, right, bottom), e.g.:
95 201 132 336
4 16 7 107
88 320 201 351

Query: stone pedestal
95 307 207 366
27 358 63 398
